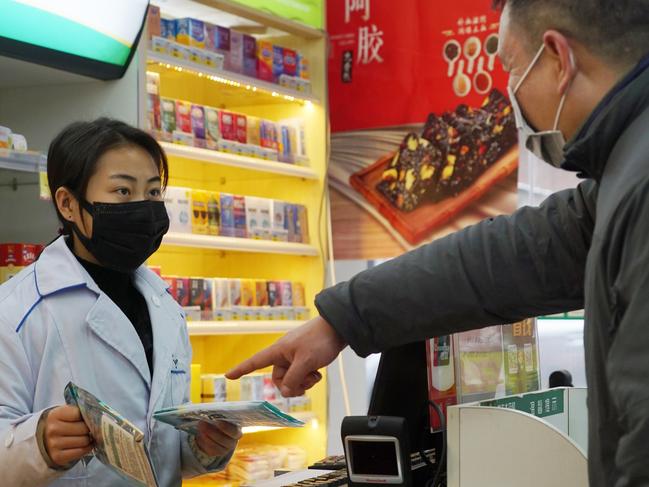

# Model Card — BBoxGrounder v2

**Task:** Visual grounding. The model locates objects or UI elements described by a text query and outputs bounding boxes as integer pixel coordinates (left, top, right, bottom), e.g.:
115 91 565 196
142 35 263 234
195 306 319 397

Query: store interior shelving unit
143 0 330 481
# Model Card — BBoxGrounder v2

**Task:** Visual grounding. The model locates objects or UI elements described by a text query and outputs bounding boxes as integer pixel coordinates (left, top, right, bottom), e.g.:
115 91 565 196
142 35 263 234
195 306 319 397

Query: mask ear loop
552 49 577 130
514 44 546 94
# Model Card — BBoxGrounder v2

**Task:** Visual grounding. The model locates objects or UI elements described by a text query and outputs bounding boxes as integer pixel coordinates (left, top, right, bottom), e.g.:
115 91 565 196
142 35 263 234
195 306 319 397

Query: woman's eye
150 188 162 197
116 188 130 196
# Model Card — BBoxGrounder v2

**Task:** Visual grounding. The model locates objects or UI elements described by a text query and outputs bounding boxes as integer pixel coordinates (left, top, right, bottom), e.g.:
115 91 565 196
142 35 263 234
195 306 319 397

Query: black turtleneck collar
563 52 649 181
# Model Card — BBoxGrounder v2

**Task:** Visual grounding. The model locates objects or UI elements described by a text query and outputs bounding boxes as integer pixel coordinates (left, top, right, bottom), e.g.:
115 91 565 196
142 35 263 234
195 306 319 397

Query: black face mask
71 198 170 272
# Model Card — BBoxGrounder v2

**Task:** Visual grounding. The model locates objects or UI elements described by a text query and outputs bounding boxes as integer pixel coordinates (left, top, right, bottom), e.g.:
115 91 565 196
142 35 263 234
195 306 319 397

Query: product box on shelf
260 121 278 151
160 98 177 141
164 186 192 234
255 280 269 307
228 31 243 74
241 279 256 307
207 192 220 236
219 193 235 237
272 46 284 83
190 278 204 310
286 204 298 242
206 24 230 67
229 279 242 306
146 71 161 95
218 111 236 141
176 277 191 307
258 198 272 240
257 41 274 82
267 281 281 307
233 195 247 238
271 200 289 242
283 48 298 77
176 18 205 48
279 125 296 163
235 114 247 144
292 282 306 307
246 116 261 147
162 276 177 301
212 278 231 308
240 374 265 401
204 107 221 149
298 53 310 80
175 101 192 134
191 105 206 147
298 205 310 244
147 94 161 133
245 196 261 239
279 281 293 307
146 4 161 40
191 189 209 235
243 34 257 78
202 374 227 403
161 19 176 40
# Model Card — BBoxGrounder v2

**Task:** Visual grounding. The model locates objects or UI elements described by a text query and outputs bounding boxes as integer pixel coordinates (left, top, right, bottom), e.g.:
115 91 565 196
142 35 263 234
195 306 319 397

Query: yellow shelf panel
160 142 318 180
162 232 319 256
148 52 319 106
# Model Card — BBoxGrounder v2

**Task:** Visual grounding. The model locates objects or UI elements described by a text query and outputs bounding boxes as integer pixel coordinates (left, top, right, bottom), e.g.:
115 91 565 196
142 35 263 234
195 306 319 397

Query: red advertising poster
328 0 519 259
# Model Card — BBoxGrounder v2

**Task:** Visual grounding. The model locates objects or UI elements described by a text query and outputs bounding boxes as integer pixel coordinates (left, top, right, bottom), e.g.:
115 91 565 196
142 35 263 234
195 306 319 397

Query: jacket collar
563 52 649 181
35 236 169 297
34 236 98 297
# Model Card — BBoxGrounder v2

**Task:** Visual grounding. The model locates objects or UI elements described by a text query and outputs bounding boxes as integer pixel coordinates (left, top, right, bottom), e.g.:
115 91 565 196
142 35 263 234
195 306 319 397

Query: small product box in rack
0 244 39 283
283 48 298 77
191 105 206 148
235 114 247 144
176 18 205 48
175 101 192 134
271 200 289 242
285 204 298 242
161 18 176 40
219 111 237 141
228 31 244 73
272 46 284 83
258 41 274 82
160 98 176 141
292 282 306 307
267 281 281 307
246 116 261 147
280 281 293 307
298 205 310 244
212 278 231 308
176 278 191 307
229 279 242 306
205 24 230 67
258 198 272 240
243 34 257 78
255 280 269 307
245 196 261 239
241 279 256 307
207 192 220 236
162 276 177 301
204 107 221 149
298 53 310 80
164 186 192 234
191 190 209 235
233 195 247 238
219 193 235 237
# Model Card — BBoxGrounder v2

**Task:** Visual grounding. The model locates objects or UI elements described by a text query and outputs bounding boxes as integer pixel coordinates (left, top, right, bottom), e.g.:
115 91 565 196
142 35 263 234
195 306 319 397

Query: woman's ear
54 187 77 223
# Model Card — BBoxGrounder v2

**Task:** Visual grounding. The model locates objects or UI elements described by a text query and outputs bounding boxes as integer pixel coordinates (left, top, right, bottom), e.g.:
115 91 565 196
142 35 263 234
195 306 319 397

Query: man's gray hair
493 0 649 67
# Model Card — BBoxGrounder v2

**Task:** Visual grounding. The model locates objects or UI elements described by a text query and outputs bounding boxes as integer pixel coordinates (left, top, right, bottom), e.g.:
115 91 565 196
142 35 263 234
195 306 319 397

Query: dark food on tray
377 89 517 212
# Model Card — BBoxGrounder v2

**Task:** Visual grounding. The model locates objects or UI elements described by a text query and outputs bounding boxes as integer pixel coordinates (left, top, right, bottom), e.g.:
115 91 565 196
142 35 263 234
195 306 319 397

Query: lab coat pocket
169 353 189 406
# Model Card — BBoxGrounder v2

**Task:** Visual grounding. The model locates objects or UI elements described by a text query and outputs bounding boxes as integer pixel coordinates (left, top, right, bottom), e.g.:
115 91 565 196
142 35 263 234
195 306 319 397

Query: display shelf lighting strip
148 52 318 105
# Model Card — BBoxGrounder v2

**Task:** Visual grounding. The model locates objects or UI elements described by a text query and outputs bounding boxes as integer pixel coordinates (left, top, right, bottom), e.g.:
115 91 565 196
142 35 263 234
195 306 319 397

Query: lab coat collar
34 237 98 297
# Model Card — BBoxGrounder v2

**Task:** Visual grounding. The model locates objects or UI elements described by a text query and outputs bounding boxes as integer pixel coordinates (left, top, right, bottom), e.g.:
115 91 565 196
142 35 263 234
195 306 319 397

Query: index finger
226 346 284 380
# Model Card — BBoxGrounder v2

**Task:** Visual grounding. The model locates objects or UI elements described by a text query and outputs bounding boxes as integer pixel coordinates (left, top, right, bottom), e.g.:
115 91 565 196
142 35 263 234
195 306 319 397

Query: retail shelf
0 149 46 173
191 0 325 40
147 51 320 105
188 320 302 335
242 412 317 435
162 232 319 256
159 142 317 180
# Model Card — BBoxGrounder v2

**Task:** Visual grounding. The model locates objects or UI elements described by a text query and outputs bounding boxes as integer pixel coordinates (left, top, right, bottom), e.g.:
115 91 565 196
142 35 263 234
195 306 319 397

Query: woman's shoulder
0 264 40 332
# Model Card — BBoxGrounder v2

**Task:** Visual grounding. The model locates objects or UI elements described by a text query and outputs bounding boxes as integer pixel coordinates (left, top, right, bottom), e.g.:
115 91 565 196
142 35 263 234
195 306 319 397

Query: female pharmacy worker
0 118 240 486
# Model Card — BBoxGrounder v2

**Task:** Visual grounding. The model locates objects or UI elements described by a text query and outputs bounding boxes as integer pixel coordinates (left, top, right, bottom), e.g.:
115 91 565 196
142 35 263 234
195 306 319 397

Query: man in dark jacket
228 1 649 485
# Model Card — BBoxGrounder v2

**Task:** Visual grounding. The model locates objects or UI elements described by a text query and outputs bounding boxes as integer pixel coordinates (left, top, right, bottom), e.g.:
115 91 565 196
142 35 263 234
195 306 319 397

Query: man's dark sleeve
315 179 597 357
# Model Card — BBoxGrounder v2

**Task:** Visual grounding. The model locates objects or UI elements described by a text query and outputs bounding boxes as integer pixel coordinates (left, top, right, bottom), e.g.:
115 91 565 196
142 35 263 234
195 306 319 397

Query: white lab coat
0 236 228 486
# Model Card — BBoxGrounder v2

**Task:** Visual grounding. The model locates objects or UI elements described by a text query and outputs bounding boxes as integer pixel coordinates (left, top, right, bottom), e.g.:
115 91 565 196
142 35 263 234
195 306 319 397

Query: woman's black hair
47 118 169 234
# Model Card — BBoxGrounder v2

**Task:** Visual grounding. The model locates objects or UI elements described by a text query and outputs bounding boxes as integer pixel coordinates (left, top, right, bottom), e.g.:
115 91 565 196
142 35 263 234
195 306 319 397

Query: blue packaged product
219 193 235 237
161 19 176 40
272 46 284 82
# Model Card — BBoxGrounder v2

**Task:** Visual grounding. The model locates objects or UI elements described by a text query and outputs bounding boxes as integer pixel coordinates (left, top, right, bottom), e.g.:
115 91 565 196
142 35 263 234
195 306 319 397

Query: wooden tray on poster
349 148 519 245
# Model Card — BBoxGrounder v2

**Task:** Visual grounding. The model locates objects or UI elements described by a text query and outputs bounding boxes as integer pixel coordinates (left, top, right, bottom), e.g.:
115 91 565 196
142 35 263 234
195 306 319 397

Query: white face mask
508 44 573 168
